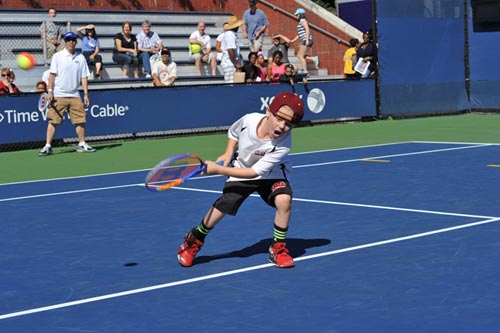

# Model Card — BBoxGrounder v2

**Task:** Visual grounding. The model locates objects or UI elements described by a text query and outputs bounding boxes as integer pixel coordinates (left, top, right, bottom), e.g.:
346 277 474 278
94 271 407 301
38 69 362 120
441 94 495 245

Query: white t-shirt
152 60 177 86
216 32 224 61
41 69 50 84
189 30 212 55
50 48 90 97
221 30 241 69
227 112 292 182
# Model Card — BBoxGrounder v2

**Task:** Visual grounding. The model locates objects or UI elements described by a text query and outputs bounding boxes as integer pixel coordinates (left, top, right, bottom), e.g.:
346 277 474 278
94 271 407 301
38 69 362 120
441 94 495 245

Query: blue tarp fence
376 0 500 116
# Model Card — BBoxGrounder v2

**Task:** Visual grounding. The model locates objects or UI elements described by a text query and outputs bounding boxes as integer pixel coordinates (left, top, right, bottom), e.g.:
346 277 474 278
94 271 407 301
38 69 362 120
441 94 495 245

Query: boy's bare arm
216 138 238 166
206 162 258 179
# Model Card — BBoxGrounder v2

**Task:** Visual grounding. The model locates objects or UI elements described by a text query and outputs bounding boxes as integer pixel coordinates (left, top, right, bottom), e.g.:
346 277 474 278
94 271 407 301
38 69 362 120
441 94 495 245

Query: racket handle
201 160 224 172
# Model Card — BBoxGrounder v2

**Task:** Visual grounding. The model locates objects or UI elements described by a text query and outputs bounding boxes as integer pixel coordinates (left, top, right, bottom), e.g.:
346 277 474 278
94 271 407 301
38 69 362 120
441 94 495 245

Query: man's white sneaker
38 146 53 157
77 143 96 153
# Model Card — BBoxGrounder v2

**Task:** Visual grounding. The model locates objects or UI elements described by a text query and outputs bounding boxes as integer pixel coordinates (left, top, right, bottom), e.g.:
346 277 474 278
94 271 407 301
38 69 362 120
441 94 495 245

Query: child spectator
343 38 360 80
254 51 268 82
278 63 308 86
242 51 259 82
290 8 319 75
36 80 47 93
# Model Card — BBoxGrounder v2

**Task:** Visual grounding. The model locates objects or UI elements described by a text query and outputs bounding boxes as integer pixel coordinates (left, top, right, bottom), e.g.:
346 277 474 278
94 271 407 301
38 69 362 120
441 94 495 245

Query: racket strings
146 156 203 187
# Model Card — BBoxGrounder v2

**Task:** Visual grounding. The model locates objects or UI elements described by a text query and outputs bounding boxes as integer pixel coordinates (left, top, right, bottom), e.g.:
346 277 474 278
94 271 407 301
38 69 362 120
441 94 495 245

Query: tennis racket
38 92 53 112
145 153 223 192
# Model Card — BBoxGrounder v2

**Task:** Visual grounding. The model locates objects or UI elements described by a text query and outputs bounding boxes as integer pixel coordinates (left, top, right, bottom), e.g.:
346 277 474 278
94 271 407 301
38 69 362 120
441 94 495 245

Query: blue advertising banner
0 80 376 145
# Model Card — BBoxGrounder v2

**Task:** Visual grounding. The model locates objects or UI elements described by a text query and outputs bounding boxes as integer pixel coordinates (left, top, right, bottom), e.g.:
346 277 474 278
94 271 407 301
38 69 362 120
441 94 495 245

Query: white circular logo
307 88 326 114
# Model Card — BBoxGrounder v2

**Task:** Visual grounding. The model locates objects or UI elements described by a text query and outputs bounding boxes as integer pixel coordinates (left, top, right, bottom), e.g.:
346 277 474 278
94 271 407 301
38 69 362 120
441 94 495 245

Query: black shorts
213 179 293 216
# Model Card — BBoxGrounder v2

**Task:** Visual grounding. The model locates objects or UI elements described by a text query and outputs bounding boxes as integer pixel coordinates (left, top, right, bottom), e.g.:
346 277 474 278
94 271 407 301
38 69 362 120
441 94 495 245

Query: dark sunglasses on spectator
65 38 77 42
2 74 11 77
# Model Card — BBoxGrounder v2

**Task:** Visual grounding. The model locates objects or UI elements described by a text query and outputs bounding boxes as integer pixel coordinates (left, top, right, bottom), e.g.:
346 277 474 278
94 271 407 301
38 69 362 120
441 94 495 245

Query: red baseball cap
269 92 304 125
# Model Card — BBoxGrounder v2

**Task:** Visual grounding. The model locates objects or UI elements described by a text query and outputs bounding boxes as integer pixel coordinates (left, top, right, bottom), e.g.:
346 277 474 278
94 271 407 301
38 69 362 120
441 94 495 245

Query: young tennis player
178 91 304 268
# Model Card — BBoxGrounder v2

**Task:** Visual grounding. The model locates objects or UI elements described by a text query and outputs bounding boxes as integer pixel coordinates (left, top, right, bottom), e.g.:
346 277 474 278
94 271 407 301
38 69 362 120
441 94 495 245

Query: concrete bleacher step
0 8 329 91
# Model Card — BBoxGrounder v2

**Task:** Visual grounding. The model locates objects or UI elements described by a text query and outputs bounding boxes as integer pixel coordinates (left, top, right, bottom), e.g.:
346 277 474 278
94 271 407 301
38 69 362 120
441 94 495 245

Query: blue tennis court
1 142 499 332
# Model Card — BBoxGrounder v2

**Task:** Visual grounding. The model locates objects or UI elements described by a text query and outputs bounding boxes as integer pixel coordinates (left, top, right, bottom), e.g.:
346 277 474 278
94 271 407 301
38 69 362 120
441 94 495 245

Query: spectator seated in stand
278 63 308 86
152 47 177 87
189 21 218 76
36 80 47 93
0 68 21 94
242 51 259 82
254 51 268 82
267 50 286 83
76 24 103 79
112 21 139 78
137 20 163 78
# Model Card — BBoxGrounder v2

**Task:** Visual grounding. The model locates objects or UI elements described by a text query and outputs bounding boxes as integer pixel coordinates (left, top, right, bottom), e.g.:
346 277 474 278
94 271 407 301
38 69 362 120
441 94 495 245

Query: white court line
413 140 500 146
0 143 492 203
0 168 151 187
170 187 499 220
2 183 497 221
1 141 492 187
294 143 491 168
0 184 142 202
2 143 405 187
291 197 498 219
1 216 498 321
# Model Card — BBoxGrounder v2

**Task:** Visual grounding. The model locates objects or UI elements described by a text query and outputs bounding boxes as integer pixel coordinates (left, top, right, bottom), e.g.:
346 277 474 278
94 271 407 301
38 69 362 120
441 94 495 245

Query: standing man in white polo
39 31 95 156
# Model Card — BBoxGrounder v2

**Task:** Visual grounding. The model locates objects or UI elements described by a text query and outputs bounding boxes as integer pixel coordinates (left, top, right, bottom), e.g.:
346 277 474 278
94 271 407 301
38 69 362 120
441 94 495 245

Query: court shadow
57 143 122 154
94 143 122 151
194 238 331 265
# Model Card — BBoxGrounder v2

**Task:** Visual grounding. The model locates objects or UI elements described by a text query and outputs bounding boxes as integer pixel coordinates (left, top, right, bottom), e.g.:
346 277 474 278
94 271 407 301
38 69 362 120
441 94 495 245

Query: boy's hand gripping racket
145 153 223 192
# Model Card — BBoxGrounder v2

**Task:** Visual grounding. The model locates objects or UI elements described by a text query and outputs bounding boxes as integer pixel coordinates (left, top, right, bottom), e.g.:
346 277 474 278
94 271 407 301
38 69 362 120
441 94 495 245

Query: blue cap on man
63 32 78 40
